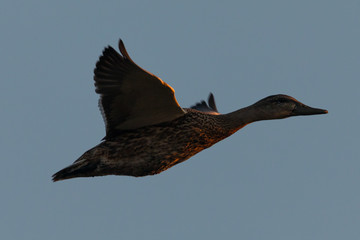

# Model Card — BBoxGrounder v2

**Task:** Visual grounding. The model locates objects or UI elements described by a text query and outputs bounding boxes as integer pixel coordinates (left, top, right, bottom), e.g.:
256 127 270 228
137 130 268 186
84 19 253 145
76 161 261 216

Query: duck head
252 94 328 120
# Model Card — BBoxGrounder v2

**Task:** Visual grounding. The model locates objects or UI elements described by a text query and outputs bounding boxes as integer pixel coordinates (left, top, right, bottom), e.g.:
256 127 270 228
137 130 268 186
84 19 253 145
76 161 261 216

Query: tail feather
52 159 99 182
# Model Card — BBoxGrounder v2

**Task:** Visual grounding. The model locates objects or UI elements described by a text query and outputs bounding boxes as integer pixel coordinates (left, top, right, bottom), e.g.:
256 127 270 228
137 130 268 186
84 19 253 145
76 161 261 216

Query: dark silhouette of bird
52 39 327 181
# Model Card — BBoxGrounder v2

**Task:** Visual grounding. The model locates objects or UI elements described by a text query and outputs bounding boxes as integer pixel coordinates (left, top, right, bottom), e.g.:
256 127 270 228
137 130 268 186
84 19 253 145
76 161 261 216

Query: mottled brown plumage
52 39 327 181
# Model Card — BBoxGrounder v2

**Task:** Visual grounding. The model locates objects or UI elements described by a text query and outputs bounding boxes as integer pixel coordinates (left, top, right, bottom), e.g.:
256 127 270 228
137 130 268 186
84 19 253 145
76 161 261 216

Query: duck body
52 39 327 181
53 109 237 180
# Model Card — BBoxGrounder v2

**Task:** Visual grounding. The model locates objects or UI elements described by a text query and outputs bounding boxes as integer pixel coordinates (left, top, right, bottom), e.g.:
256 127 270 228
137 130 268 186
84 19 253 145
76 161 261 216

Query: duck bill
293 104 328 116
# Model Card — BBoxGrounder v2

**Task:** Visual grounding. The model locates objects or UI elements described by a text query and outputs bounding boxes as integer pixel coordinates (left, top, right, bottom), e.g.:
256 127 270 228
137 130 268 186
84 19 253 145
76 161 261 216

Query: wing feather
94 39 185 138
191 93 219 115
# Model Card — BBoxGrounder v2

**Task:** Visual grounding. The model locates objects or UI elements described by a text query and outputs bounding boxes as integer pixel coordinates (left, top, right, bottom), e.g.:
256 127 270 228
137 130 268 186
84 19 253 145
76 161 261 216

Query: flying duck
52 39 327 181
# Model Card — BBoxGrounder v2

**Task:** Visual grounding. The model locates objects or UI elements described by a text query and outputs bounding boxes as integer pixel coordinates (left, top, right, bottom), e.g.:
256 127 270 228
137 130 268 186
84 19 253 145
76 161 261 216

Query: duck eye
276 99 286 104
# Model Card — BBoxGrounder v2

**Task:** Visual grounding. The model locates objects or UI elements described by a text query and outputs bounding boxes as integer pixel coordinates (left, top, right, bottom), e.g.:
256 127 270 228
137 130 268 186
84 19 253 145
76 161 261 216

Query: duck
52 39 327 181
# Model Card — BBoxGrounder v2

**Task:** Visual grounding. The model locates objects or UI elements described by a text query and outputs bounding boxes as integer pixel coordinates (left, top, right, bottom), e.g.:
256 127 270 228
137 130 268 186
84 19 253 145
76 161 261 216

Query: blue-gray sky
1 1 359 239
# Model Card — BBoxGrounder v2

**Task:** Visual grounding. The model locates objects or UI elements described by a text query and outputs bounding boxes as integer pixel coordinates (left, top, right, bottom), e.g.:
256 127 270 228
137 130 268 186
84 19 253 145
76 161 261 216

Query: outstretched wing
94 39 185 137
191 93 219 115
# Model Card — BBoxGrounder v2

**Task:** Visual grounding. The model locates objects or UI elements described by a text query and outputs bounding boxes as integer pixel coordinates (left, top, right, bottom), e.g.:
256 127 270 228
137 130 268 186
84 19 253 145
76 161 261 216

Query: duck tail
52 159 99 182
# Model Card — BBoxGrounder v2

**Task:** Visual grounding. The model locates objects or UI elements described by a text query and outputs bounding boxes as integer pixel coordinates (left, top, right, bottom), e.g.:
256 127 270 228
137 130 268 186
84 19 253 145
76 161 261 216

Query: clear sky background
1 0 359 239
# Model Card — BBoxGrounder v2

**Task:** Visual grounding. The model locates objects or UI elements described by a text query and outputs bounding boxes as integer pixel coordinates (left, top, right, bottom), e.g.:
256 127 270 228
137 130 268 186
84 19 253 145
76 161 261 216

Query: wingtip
208 92 214 102
208 92 218 112
118 39 124 48
118 39 132 61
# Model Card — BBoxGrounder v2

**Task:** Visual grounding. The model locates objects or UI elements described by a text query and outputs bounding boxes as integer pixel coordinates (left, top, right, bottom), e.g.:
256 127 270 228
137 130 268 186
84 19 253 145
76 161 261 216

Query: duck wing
94 39 185 137
191 93 219 115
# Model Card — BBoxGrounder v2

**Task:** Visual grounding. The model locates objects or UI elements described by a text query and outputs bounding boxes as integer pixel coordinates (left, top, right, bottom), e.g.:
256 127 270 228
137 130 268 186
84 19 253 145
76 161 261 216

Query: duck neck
222 105 269 133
